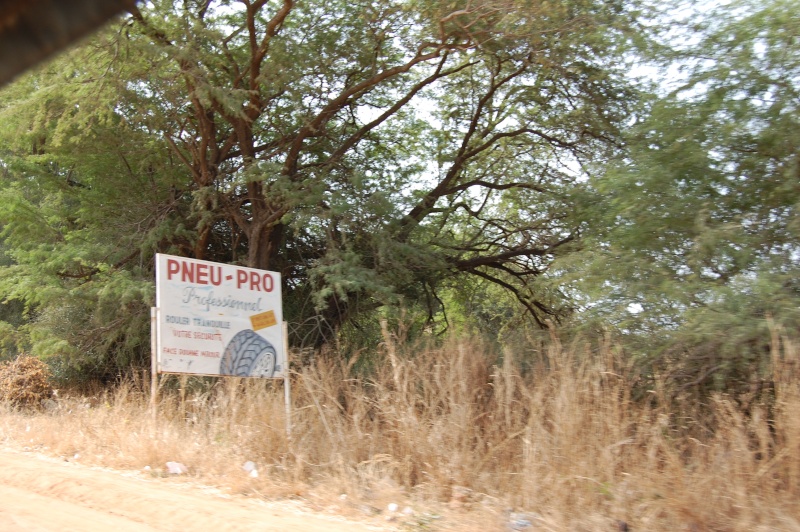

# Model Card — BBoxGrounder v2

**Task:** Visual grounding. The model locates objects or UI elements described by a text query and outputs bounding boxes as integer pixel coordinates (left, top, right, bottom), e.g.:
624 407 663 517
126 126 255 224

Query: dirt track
0 450 384 531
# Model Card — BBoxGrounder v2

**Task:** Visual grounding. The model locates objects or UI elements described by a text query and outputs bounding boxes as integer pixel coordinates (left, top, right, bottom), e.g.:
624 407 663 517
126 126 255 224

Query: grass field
1 330 799 530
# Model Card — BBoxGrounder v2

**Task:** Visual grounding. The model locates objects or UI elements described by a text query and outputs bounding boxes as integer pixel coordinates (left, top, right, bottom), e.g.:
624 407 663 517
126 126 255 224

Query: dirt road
0 450 385 531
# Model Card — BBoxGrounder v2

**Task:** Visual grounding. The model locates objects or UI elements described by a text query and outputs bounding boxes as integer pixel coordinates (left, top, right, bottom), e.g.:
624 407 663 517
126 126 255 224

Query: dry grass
0 354 54 407
1 330 799 530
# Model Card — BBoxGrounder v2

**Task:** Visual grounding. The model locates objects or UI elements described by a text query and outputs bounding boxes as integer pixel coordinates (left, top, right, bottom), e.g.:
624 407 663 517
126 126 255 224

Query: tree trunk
246 218 285 271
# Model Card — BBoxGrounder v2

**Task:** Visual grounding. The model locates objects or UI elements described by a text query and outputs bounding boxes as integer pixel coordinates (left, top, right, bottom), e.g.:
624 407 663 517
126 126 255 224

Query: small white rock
387 503 399 513
242 460 256 472
249 469 259 478
143 466 151 471
165 461 188 474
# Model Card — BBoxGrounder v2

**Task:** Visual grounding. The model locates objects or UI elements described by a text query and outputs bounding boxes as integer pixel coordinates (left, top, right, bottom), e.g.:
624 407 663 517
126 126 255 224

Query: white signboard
155 253 285 378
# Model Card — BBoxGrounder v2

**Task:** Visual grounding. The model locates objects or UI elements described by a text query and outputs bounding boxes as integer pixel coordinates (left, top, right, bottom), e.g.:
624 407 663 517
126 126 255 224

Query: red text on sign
166 259 222 286
236 270 274 292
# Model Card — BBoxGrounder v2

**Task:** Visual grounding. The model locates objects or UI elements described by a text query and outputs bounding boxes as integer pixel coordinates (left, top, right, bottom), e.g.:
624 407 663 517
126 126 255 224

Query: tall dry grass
1 329 799 530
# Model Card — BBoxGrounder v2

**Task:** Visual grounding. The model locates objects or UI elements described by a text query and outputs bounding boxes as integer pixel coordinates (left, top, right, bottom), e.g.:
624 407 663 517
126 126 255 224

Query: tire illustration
220 329 277 378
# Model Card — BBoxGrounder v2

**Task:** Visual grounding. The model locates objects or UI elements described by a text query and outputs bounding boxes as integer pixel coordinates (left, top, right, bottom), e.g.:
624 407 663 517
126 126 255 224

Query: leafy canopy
0 0 643 372
573 0 800 391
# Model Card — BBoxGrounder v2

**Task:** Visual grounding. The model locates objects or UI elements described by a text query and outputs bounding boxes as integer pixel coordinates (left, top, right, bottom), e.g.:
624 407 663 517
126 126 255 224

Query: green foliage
0 37 190 378
0 0 719 382
573 0 800 392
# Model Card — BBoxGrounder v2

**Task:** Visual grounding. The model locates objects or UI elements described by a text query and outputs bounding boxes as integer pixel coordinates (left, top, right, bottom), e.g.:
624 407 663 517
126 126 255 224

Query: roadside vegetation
2 327 799 530
0 0 798 529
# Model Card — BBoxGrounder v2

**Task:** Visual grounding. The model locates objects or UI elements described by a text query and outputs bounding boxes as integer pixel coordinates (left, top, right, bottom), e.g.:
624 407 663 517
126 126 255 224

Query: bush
0 355 54 408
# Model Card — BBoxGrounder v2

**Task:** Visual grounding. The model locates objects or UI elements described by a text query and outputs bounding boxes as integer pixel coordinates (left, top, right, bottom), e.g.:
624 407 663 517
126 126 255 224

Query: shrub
0 355 54 408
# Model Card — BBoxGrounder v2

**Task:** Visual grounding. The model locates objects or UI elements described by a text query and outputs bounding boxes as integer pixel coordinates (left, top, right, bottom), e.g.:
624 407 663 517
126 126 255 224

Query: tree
0 46 189 377
574 0 800 392
0 0 642 371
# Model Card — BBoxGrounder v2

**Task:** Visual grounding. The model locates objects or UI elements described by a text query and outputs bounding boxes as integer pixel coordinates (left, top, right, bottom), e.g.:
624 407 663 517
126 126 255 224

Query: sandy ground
0 449 387 531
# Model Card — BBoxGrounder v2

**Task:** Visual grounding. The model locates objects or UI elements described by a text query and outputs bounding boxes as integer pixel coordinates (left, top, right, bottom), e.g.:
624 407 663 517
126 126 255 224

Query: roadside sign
154 253 285 378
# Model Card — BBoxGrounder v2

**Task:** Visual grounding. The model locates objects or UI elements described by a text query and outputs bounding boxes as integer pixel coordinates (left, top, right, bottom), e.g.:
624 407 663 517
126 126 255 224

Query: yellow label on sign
250 310 277 330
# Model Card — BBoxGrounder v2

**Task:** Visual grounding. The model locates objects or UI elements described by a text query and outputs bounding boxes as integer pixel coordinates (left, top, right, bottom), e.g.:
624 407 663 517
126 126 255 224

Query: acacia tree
0 0 641 367
127 0 635 328
0 44 191 376
575 0 800 391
